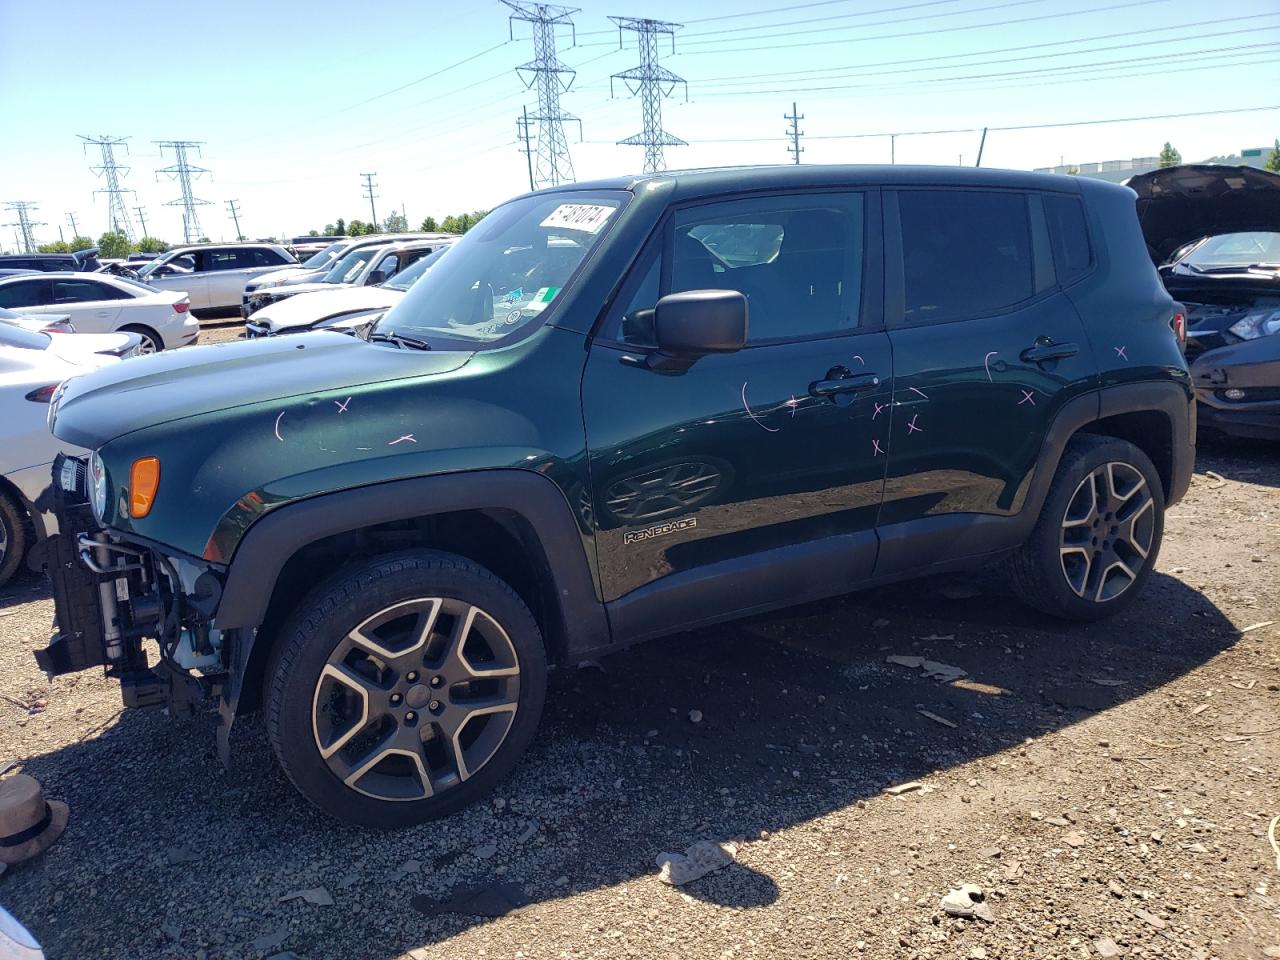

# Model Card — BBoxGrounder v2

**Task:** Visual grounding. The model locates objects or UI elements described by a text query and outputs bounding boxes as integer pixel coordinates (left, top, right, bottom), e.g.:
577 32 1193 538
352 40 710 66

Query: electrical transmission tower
360 173 379 227
610 17 687 174
226 199 243 239
78 135 136 241
785 102 805 164
503 1 581 188
155 141 212 243
3 202 45 253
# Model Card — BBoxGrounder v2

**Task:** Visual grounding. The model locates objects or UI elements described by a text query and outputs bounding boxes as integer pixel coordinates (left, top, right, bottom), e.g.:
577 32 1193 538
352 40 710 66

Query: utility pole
361 173 378 228
3 202 45 253
975 127 988 168
226 199 243 239
503 1 581 188
155 141 212 243
78 135 136 241
517 105 536 192
785 101 804 164
610 17 687 174
135 205 149 238
890 134 896 165
67 212 80 239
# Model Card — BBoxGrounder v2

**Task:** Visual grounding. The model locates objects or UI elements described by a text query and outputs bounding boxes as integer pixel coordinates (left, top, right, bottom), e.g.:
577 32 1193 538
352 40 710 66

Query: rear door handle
809 373 881 397
1020 340 1079 364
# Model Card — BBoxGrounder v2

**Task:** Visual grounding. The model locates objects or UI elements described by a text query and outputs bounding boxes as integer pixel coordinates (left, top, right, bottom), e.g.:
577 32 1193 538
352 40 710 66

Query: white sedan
0 320 138 586
0 272 198 353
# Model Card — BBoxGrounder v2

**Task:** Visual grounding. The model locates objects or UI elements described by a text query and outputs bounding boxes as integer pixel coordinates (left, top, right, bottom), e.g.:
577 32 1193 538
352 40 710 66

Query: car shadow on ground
2 567 1240 959
1195 434 1280 487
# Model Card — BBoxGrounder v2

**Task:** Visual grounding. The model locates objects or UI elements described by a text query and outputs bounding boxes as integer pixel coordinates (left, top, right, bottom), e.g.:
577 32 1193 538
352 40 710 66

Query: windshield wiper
367 330 432 350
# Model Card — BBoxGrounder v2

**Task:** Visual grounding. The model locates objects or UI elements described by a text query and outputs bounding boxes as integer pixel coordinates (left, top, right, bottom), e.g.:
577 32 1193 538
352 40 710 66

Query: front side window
375 191 626 347
898 189 1034 323
609 192 865 346
381 248 447 292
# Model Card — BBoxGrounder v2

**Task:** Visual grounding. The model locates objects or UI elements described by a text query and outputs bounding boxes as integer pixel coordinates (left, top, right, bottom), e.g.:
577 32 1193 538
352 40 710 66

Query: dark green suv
36 166 1194 827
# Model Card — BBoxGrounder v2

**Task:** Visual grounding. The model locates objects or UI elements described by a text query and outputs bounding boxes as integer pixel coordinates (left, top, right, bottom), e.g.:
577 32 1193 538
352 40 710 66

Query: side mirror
367 269 389 286
636 289 747 373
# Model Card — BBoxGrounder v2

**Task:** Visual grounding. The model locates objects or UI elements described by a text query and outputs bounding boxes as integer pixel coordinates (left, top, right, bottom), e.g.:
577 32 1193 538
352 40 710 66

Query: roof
542 163 1106 200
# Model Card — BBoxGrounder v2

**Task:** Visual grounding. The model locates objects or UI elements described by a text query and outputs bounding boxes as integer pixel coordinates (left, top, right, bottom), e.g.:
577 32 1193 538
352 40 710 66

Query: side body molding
213 469 609 651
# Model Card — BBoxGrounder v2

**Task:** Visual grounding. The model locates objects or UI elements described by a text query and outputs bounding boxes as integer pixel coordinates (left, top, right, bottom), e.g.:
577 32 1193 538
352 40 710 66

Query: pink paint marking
906 414 922 434
872 438 884 456
872 401 886 421
785 395 801 418
335 397 351 413
984 351 998 382
389 434 417 445
852 354 865 365
740 381 780 433
909 386 928 400
1018 389 1036 406
1114 345 1128 360
273 411 285 442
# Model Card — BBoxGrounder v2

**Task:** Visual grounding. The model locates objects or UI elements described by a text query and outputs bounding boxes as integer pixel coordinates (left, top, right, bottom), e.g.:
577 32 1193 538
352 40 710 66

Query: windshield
302 241 347 269
382 248 448 292
323 246 384 284
1180 232 1280 270
374 193 625 346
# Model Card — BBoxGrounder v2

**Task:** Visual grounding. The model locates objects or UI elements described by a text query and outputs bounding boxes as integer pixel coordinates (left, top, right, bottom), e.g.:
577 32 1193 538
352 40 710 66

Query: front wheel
1009 436 1165 621
265 550 546 828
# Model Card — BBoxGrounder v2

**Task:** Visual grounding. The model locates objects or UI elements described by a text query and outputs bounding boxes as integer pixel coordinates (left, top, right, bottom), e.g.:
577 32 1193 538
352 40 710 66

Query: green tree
440 215 461 234
383 213 408 233
98 231 131 258
68 235 95 252
308 229 319 237
1158 142 1182 168
37 241 72 253
335 218 346 236
419 216 439 232
348 219 367 236
1265 139 1280 174
136 236 169 253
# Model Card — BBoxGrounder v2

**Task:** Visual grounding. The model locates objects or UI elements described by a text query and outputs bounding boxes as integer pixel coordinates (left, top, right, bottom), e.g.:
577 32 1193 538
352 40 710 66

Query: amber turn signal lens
129 457 160 518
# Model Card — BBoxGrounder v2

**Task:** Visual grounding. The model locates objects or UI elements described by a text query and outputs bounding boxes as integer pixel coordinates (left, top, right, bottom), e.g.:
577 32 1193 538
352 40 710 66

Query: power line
3 202 44 253
226 199 243 239
785 102 804 164
611 17 687 174
503 1 580 188
155 141 212 244
361 173 379 226
78 135 136 242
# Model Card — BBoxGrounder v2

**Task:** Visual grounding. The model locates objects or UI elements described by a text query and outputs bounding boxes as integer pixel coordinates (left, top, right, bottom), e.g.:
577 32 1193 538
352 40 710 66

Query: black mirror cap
654 289 748 357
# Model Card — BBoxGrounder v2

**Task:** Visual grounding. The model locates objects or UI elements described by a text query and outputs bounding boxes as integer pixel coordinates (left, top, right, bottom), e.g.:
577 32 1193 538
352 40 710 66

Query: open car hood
1126 164 1280 264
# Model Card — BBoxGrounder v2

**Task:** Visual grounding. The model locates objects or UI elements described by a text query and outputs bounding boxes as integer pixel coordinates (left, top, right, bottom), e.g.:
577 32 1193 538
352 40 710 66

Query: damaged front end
34 453 233 722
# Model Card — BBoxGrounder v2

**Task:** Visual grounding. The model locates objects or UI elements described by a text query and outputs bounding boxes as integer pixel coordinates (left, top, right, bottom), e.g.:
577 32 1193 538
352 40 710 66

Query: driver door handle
809 373 881 397
1020 340 1079 364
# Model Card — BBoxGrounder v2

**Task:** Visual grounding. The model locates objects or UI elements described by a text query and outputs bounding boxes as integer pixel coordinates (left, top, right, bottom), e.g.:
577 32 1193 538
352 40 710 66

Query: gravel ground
1 439 1277 960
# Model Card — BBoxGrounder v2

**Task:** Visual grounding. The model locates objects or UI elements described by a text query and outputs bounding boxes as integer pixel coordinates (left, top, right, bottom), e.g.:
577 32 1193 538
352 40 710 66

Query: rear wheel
121 324 162 353
1009 436 1164 621
265 550 546 828
0 492 29 587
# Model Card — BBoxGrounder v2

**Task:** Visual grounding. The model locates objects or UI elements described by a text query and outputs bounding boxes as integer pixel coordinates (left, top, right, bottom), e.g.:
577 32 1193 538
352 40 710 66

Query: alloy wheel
1059 461 1155 603
0 517 8 565
311 597 521 802
135 333 159 354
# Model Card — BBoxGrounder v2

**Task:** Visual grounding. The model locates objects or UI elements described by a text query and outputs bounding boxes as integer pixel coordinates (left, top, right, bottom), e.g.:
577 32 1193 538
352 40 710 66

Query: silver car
135 243 297 314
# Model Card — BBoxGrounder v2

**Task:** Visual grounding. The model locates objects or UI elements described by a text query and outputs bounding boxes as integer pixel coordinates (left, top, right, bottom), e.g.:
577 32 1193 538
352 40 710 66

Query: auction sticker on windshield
540 204 615 234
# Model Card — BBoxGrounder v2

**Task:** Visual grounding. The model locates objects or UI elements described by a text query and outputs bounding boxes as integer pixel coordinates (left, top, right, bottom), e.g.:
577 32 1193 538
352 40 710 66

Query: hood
257 286 404 331
1127 164 1280 264
50 331 472 449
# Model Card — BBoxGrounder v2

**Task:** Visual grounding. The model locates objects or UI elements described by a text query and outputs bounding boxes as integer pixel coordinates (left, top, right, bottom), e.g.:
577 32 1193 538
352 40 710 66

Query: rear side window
53 279 129 302
1043 195 1093 283
897 189 1033 323
0 278 51 308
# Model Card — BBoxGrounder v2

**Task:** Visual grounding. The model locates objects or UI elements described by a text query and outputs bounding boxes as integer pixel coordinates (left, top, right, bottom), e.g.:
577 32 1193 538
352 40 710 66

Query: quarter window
897 189 1034 323
1043 195 1093 283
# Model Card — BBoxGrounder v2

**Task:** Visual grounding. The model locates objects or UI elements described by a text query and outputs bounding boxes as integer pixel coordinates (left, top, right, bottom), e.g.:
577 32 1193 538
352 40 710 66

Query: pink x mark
906 414 922 434
389 434 417 445
1114 345 1128 360
1018 389 1036 406
872 438 884 456
335 397 351 413
872 401 886 420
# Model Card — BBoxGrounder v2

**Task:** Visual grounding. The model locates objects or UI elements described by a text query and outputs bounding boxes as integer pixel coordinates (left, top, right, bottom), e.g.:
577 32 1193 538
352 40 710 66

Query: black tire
0 492 28 588
265 549 547 828
120 324 163 353
1009 435 1165 621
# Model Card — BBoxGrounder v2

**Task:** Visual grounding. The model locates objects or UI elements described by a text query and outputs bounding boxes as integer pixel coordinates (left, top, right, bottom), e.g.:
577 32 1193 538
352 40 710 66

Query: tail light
25 384 58 403
44 321 77 334
174 300 190 314
1170 310 1187 346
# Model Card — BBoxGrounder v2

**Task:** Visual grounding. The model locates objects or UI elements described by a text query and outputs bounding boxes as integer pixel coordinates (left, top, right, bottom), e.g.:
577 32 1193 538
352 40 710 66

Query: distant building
1034 147 1272 182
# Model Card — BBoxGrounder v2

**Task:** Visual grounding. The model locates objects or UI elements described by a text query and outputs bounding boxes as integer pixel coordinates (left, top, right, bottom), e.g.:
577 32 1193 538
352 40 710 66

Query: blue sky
1 0 1277 245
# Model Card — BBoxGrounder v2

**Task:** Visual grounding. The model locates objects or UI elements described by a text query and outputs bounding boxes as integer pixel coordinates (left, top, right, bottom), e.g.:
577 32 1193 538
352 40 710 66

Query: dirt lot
1 438 1277 960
